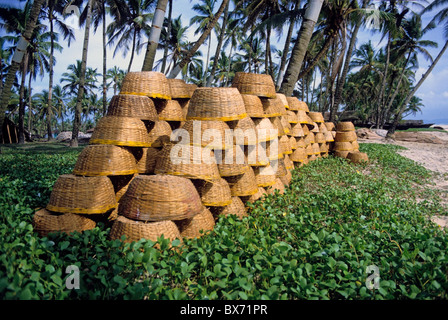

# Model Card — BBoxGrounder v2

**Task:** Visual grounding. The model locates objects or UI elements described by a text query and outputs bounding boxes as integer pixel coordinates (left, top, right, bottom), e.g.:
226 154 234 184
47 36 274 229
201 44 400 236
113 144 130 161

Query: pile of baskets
32 71 367 245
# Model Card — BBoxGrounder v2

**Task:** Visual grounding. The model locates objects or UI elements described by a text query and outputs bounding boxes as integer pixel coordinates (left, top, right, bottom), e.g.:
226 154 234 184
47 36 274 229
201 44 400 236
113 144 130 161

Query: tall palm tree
52 84 69 132
61 60 99 96
106 66 126 95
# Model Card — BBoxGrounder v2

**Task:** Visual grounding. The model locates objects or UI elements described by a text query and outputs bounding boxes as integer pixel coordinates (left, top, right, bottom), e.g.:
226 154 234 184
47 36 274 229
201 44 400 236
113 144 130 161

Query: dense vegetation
0 142 447 300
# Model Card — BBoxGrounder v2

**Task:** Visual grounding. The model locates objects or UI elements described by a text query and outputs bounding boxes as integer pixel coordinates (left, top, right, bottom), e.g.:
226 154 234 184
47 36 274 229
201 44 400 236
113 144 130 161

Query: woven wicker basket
270 116 288 136
245 142 270 166
154 143 221 180
334 130 357 142
280 116 291 135
214 145 250 177
155 99 186 122
146 120 172 148
90 116 152 147
352 140 359 151
286 110 298 124
310 122 320 133
240 187 267 204
241 94 265 118
253 164 277 188
301 123 310 135
260 97 286 117
227 116 258 146
296 110 309 124
285 97 301 111
333 141 354 151
308 112 324 123
315 132 326 144
209 196 247 220
265 178 285 195
289 136 298 150
109 215 182 244
312 143 321 155
224 166 258 197
168 78 191 99
319 143 329 153
186 83 198 96
232 72 276 98
118 174 203 221
33 208 96 237
276 93 289 110
334 150 350 158
324 131 335 143
283 154 294 170
136 147 160 174
298 101 310 112
187 87 247 121
290 147 307 162
175 206 215 239
265 138 283 161
296 137 307 148
120 71 171 100
347 151 368 163
73 144 138 176
180 119 233 150
253 118 278 142
279 169 292 186
193 178 232 207
336 121 355 132
110 174 136 202
325 122 335 131
47 174 117 214
318 123 329 133
279 135 293 155
290 122 305 137
106 94 158 121
274 157 288 178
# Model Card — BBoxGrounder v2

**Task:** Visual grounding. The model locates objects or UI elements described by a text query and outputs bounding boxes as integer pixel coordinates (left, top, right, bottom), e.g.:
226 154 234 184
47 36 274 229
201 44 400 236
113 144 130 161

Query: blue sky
1 0 447 124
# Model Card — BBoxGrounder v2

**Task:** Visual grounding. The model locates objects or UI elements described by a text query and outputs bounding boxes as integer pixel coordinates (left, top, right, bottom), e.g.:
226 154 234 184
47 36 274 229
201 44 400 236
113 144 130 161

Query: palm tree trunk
204 34 212 85
0 0 45 142
376 33 391 128
167 0 229 79
224 41 234 86
128 28 137 72
71 0 93 147
47 15 55 141
102 3 107 116
142 0 169 71
206 0 229 87
279 0 324 96
387 40 448 137
28 70 32 135
18 54 28 144
161 0 172 74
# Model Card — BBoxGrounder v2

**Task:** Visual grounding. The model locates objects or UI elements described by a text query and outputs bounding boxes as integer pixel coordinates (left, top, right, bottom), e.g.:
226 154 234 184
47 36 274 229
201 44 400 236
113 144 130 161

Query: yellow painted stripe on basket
268 154 284 160
189 142 234 151
46 204 117 215
154 170 219 182
72 169 138 176
240 92 276 99
258 181 277 188
120 91 172 100
262 112 283 118
202 200 233 207
90 139 152 147
186 113 248 122
158 117 185 122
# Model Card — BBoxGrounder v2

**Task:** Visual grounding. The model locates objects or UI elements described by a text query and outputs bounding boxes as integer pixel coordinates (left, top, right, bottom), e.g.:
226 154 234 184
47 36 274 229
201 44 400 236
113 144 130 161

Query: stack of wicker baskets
330 121 368 163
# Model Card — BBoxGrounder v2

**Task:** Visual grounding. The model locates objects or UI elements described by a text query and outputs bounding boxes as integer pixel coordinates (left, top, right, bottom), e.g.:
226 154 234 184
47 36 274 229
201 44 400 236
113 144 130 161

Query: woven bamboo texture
334 150 350 158
232 72 276 98
352 141 360 150
289 136 298 150
308 112 324 123
46 174 117 214
110 174 136 202
168 78 191 99
181 119 233 150
279 169 292 186
279 135 292 155
90 116 152 147
302 123 310 136
224 166 259 197
273 158 288 178
154 143 221 180
315 132 326 144
253 164 277 187
265 139 283 160
290 122 305 137
187 87 247 121
285 97 301 111
120 71 171 100
333 141 354 151
209 196 247 219
336 121 355 131
214 145 250 177
283 154 294 170
193 178 232 207
240 187 267 204
347 151 369 163
276 93 289 109
136 147 160 174
155 99 186 122
245 142 270 166
227 116 258 146
33 208 96 237
270 116 287 136
296 110 310 124
334 130 357 142
146 120 172 148
73 144 138 176
109 215 182 244
325 122 335 131
253 118 278 142
286 110 298 124
118 175 203 221
260 97 286 117
241 94 265 118
266 178 285 195
280 116 291 135
175 206 215 239
106 94 158 121
290 147 307 162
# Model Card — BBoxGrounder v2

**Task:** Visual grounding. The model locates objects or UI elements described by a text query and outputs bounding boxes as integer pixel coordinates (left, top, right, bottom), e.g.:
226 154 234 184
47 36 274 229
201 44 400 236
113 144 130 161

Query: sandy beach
357 126 448 228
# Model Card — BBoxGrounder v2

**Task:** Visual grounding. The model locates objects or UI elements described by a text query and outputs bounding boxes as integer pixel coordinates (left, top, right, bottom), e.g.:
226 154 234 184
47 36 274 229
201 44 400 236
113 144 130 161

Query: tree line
0 0 447 145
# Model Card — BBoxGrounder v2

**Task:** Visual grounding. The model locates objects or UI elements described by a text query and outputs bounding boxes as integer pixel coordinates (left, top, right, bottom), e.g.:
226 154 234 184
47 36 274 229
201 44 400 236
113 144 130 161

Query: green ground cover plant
0 142 447 300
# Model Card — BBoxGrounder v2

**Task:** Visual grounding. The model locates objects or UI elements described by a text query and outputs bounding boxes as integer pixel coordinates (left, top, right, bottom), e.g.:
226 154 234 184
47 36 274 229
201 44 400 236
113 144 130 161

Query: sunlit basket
290 147 307 163
280 116 291 135
241 94 265 118
240 187 267 204
333 141 354 151
334 130 357 142
253 118 278 142
352 140 360 151
187 87 247 121
168 78 191 99
290 122 305 137
301 123 310 136
283 154 294 170
106 94 158 121
325 122 335 131
315 132 326 144
347 151 369 163
272 157 288 178
298 101 310 112
318 123 329 133
285 97 301 111
319 143 329 153
90 116 152 147
227 116 258 146
46 174 117 214
186 83 198 97
260 97 286 117
214 144 250 177
265 178 285 195
223 166 259 197
305 144 314 156
336 121 355 132
296 137 307 148
334 150 350 158
253 164 277 188
289 136 298 150
33 208 96 237
109 215 182 244
308 112 324 123
245 142 270 167
175 206 215 239
232 72 276 98
72 144 138 176
154 143 221 180
310 122 320 133
286 110 298 124
118 175 203 221
120 71 171 100
324 131 335 143
110 174 136 202
304 132 315 144
276 93 289 110
279 135 292 155
155 99 186 122
209 196 247 220
146 120 172 148
193 178 232 207
270 116 288 136
135 147 161 174
179 119 233 150
279 169 292 186
304 114 315 128
312 143 321 155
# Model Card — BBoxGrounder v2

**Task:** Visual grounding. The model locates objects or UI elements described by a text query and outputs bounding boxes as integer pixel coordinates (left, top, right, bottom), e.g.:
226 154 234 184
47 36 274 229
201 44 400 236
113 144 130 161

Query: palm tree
61 60 99 96
107 0 155 72
52 84 69 132
106 66 126 95
0 0 46 143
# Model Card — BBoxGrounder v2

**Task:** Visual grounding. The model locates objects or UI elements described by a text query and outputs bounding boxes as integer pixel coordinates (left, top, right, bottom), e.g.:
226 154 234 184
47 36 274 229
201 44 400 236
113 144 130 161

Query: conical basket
209 196 247 220
286 110 298 124
241 94 265 118
154 143 221 180
265 139 283 160
73 144 138 176
279 135 292 155
175 206 215 239
290 146 308 163
279 169 292 186
168 78 191 99
272 157 288 178
227 116 258 146
336 121 355 132
90 116 152 147
106 94 158 121
33 208 96 237
245 142 270 167
334 130 357 142
46 174 117 214
283 153 294 170
135 147 161 174
232 72 276 98
285 97 301 111
118 175 203 221
333 141 354 151
109 215 182 244
224 166 258 197
240 187 267 204
270 116 288 136
253 118 278 142
308 112 325 123
276 93 289 110
180 119 233 150
265 178 285 195
155 99 186 122
347 151 369 163
290 122 305 137
260 97 286 117
146 120 172 148
214 144 250 177
110 174 136 202
193 178 232 207
120 71 171 100
289 136 298 150
325 122 335 131
253 164 277 188
315 132 326 144
187 87 247 121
